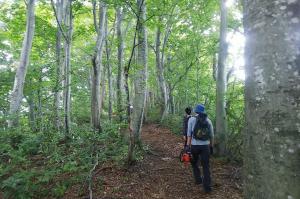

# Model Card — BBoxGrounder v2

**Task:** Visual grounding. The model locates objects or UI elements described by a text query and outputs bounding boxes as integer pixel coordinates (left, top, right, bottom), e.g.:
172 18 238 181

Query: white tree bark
63 0 73 136
54 0 63 130
105 14 113 122
155 26 168 121
216 0 228 155
8 0 36 127
91 1 107 131
243 1 300 198
128 0 148 164
132 0 147 143
116 7 125 122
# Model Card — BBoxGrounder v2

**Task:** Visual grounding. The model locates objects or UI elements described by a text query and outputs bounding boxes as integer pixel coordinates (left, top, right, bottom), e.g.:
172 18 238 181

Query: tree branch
92 0 98 33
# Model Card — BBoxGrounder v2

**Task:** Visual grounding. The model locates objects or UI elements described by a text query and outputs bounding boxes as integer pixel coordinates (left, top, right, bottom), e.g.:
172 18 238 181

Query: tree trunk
105 14 114 122
26 94 36 131
63 0 72 136
116 7 124 122
243 1 300 198
8 0 35 127
168 86 175 114
216 0 228 155
54 0 63 130
132 0 147 143
128 0 148 164
155 26 168 121
99 66 106 115
91 1 106 132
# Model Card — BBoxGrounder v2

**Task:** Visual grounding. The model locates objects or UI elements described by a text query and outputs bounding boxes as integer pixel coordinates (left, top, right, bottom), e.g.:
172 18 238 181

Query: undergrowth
0 121 130 198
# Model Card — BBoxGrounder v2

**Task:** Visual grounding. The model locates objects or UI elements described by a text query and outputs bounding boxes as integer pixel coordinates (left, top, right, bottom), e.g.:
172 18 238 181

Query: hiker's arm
186 118 193 147
187 136 192 146
182 117 186 141
208 119 214 147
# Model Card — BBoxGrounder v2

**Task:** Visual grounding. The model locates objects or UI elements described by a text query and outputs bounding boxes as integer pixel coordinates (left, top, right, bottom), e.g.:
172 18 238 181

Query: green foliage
226 79 245 163
161 114 183 135
0 122 129 198
146 105 161 123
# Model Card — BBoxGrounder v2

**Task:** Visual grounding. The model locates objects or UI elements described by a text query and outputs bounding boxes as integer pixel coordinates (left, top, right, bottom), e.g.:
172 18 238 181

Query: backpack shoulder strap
192 116 199 135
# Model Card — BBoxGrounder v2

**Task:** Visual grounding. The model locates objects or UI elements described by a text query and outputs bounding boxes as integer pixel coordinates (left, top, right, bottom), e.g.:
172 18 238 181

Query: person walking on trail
182 107 192 146
186 104 214 193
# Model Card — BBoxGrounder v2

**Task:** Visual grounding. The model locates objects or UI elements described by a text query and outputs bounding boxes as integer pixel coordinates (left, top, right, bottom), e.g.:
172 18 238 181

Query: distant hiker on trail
182 107 192 146
186 104 214 193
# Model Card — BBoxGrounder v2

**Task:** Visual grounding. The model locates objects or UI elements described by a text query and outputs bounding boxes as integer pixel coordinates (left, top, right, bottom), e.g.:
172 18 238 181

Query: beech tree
8 0 36 127
128 0 148 163
244 0 300 198
91 1 107 132
216 0 228 155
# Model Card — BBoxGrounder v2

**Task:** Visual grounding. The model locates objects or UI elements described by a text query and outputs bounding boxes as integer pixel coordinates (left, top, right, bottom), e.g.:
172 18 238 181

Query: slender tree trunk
105 15 114 122
216 0 228 155
128 0 147 164
91 1 107 132
212 53 217 81
8 0 35 127
116 7 124 122
37 77 43 131
99 66 106 115
243 1 300 198
54 0 63 130
155 26 168 121
26 94 36 131
169 87 175 114
63 0 72 136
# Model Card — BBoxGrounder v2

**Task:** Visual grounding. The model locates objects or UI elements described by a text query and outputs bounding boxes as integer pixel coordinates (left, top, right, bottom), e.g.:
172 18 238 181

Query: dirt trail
67 124 242 199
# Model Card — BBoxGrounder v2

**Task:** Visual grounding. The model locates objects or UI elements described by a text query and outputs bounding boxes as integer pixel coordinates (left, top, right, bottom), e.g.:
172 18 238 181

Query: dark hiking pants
191 145 212 192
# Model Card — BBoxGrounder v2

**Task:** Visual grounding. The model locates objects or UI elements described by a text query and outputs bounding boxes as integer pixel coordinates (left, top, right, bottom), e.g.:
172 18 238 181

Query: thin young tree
8 0 36 127
105 12 116 122
243 0 300 198
116 7 124 122
63 0 73 136
216 0 228 155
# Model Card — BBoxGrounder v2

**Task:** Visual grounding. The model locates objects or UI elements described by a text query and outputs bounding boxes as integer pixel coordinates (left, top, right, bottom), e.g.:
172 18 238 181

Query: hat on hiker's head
194 104 205 114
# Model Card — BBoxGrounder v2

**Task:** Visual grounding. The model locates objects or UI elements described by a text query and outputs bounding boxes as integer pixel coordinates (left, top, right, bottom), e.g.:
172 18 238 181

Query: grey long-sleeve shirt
187 116 214 145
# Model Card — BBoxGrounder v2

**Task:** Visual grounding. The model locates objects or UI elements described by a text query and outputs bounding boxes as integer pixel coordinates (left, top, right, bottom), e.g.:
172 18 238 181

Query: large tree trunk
116 7 125 122
63 0 72 136
215 0 228 155
128 0 148 164
132 0 147 143
155 26 168 121
243 1 300 198
8 0 35 127
91 2 107 132
54 0 63 130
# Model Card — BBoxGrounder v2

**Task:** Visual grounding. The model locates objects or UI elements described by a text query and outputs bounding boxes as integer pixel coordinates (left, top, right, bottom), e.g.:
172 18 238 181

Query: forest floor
65 123 243 199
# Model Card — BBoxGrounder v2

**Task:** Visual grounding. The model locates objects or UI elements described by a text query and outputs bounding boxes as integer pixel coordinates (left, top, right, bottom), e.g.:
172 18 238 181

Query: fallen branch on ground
88 153 99 199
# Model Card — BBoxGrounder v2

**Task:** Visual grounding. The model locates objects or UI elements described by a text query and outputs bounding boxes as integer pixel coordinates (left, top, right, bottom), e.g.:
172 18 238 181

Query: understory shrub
0 121 129 198
161 114 182 135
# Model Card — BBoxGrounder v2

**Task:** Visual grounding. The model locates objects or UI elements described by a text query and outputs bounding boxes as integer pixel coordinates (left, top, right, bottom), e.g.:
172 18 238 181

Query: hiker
182 107 192 146
186 104 214 193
